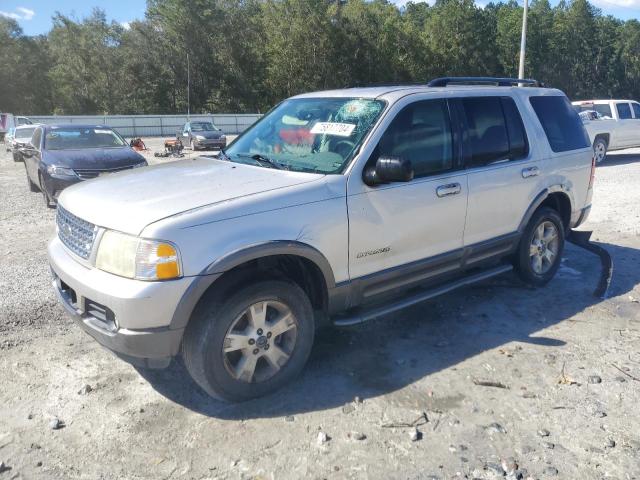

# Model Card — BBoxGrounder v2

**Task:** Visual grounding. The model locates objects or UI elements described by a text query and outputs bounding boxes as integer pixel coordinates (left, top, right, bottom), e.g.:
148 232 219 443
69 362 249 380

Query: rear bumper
194 138 226 149
48 237 192 368
570 204 591 228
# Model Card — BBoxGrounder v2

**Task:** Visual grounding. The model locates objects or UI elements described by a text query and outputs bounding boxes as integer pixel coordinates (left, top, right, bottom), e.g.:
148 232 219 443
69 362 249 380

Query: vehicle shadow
599 151 640 167
137 240 640 419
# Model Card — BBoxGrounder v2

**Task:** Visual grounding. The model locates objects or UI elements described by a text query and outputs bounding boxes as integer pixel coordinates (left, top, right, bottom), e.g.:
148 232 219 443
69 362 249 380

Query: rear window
15 127 36 139
617 103 632 119
530 96 590 152
633 103 640 118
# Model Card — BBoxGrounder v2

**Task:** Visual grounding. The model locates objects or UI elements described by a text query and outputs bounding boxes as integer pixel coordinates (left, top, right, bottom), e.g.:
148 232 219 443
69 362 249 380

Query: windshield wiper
237 153 284 170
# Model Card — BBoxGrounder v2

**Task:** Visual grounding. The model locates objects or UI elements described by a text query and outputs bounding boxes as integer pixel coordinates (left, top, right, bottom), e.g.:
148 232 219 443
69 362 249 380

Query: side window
460 97 509 166
630 103 640 119
377 99 453 178
530 96 590 152
31 128 42 150
617 103 632 120
501 97 529 160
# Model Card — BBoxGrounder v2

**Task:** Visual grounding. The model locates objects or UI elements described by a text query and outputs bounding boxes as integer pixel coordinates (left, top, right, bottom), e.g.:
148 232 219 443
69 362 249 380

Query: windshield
225 97 386 174
15 127 36 139
44 127 127 150
191 122 216 132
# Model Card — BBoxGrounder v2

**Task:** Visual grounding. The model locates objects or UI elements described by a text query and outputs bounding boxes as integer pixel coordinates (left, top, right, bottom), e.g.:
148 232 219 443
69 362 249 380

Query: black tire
13 151 22 162
593 137 608 164
38 172 55 208
514 207 565 286
182 280 315 402
26 165 39 192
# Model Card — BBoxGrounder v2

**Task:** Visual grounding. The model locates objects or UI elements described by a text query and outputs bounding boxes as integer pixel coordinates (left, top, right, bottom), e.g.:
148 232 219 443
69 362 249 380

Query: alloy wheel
529 220 560 274
222 300 298 383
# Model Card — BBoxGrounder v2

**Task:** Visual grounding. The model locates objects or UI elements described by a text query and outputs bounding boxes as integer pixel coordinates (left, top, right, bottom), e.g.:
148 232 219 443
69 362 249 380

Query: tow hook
567 230 613 299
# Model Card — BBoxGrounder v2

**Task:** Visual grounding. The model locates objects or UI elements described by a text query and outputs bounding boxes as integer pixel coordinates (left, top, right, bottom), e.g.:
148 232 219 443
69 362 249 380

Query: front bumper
48 237 192 368
43 173 82 201
194 138 226 149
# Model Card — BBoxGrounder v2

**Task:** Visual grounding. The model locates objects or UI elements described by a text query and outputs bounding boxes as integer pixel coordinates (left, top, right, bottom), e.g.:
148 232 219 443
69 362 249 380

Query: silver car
49 77 594 401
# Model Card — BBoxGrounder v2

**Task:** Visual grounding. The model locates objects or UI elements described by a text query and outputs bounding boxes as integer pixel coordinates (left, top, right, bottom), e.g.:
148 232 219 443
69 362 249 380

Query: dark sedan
22 124 147 207
177 121 227 150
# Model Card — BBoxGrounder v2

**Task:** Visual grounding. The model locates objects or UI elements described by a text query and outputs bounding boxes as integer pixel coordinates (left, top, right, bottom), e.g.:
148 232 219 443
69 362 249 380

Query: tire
38 172 55 208
514 207 565 286
182 280 315 402
13 151 21 162
593 137 607 164
26 165 39 192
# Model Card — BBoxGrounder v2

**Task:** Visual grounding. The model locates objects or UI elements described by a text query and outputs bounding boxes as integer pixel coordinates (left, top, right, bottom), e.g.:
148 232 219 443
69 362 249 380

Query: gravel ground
0 139 639 480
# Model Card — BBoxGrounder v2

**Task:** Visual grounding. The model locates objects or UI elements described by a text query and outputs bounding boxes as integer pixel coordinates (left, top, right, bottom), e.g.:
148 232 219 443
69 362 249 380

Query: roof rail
427 77 544 87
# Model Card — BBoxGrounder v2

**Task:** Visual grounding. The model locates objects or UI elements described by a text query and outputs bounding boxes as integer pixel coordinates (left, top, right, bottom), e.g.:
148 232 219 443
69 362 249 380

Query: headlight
95 230 181 281
47 165 76 177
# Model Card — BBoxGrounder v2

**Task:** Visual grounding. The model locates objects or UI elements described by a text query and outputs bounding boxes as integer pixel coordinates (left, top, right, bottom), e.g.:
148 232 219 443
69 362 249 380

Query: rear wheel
514 207 564 286
593 137 607 164
182 280 315 402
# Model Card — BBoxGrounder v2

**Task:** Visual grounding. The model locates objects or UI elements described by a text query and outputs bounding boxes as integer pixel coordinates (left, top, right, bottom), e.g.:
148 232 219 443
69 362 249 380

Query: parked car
10 124 40 161
572 99 640 163
177 120 226 150
22 124 147 207
0 113 33 142
49 77 594 401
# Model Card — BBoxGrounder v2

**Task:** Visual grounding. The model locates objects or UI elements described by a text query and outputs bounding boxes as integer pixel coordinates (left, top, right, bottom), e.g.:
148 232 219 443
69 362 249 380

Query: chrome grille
56 206 97 259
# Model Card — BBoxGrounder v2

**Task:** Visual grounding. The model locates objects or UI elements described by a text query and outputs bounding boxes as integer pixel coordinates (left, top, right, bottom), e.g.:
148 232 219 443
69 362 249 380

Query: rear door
631 102 640 148
24 127 43 183
458 95 539 251
615 102 635 147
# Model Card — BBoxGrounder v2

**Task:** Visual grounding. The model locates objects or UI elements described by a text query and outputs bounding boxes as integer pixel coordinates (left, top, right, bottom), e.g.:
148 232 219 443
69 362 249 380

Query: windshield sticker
310 122 356 137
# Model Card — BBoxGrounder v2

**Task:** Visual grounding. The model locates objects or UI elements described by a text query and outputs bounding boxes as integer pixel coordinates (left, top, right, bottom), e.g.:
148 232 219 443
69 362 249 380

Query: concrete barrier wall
28 114 262 137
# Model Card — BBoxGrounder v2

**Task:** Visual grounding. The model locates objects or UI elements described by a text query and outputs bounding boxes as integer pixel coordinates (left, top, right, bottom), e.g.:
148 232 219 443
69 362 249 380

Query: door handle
436 182 461 197
522 166 539 178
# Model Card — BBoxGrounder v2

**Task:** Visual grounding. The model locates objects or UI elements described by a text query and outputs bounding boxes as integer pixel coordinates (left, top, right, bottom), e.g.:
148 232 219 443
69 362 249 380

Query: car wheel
13 151 21 162
514 207 565 286
26 165 39 192
38 172 55 208
593 138 607 164
182 280 315 402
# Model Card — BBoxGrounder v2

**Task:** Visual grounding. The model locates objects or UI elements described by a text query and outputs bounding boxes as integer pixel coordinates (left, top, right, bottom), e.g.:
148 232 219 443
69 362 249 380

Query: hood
43 147 145 169
193 130 223 139
58 158 324 235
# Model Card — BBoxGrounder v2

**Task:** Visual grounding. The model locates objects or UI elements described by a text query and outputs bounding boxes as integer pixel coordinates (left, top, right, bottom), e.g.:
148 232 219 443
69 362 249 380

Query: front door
347 98 468 291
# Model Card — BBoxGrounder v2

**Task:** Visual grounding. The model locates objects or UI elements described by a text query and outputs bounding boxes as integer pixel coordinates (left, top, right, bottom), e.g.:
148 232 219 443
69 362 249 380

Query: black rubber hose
567 230 613 299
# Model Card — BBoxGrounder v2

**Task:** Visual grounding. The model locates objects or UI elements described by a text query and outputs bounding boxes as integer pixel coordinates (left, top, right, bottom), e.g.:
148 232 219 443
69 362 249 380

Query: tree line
1 0 639 115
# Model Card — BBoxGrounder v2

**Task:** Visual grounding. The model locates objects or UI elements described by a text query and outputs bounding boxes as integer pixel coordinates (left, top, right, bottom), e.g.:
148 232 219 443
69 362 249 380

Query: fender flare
517 185 573 234
170 241 336 330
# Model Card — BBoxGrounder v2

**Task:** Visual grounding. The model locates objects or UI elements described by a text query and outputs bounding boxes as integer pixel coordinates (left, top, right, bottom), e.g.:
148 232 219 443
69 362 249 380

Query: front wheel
593 138 607 164
182 280 315 402
514 207 565 286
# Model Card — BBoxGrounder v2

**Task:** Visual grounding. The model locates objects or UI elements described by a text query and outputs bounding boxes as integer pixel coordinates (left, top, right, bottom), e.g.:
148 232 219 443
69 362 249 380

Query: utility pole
187 53 191 120
518 0 529 81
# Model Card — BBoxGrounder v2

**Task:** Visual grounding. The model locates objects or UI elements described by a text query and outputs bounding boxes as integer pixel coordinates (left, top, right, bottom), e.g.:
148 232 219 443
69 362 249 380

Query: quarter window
617 103 633 119
530 96 590 152
377 99 453 177
461 97 510 166
631 103 640 119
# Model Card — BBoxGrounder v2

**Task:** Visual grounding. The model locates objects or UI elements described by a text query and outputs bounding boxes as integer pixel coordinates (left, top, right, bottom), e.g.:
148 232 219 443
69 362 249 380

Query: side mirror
363 156 414 186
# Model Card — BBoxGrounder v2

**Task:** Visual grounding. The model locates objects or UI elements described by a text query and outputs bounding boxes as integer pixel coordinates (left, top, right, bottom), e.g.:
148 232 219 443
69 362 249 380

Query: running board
333 264 513 327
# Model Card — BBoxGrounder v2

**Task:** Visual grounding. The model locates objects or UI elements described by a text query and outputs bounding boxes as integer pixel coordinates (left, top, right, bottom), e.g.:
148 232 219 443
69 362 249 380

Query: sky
0 0 638 36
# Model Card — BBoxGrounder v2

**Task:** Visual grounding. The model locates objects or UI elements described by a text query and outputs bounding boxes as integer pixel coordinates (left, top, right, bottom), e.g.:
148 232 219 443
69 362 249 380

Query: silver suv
49 77 594 401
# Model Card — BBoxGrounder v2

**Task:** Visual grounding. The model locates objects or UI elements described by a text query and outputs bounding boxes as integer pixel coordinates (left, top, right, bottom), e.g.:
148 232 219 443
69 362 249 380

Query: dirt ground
0 138 639 480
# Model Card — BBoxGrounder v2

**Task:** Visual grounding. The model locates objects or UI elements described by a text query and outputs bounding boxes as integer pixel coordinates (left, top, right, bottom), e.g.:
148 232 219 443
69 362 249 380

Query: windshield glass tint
226 98 386 174
44 128 127 150
191 122 216 132
15 127 36 139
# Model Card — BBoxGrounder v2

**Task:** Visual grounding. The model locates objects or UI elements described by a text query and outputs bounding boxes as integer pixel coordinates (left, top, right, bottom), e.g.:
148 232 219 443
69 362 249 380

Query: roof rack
427 77 544 87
